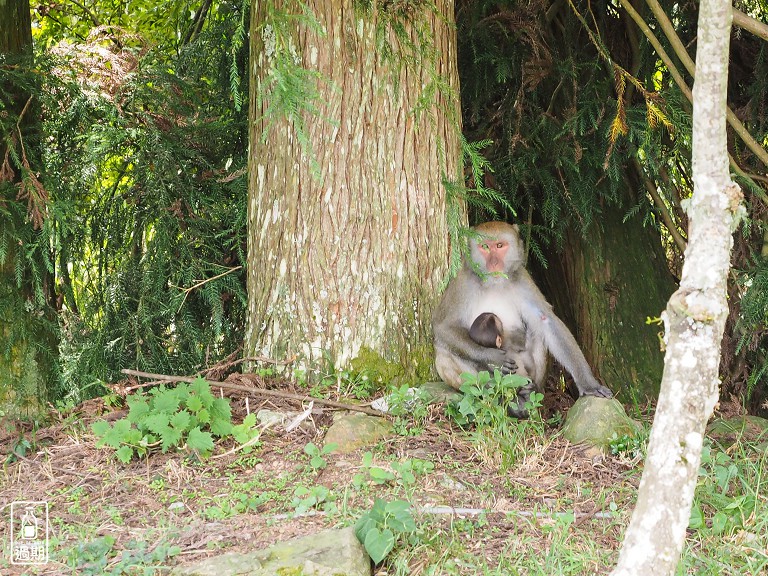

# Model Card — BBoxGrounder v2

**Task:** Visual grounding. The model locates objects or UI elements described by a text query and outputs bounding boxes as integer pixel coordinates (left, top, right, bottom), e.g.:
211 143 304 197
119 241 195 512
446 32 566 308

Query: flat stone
171 526 371 576
323 413 394 453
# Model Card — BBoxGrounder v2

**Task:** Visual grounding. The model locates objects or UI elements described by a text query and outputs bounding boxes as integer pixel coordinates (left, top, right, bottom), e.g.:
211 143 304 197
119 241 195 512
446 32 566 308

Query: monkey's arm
433 321 518 387
432 278 517 388
521 297 613 398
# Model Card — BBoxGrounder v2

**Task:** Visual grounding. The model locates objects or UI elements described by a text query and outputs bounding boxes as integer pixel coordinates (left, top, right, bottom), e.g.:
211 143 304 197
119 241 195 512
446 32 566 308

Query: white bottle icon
20 507 38 540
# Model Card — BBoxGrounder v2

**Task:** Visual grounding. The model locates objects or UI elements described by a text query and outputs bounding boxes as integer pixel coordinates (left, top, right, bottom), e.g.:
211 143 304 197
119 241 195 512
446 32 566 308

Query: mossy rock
171 526 370 576
562 397 641 452
324 413 394 453
419 381 461 404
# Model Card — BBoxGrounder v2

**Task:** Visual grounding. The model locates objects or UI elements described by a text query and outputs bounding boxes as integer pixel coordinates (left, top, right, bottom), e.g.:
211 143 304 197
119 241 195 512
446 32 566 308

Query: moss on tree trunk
535 194 677 401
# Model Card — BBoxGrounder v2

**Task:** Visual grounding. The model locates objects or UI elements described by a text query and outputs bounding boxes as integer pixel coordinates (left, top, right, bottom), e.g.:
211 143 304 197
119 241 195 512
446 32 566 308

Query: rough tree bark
245 1 459 375
611 0 742 573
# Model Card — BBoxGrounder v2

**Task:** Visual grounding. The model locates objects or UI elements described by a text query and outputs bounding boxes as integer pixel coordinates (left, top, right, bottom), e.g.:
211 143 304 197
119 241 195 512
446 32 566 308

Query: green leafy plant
92 377 236 462
689 440 759 535
231 413 262 453
353 452 435 490
291 485 336 515
304 442 337 471
384 384 430 436
60 535 180 575
355 498 417 564
446 370 532 430
608 430 647 460
4 437 33 465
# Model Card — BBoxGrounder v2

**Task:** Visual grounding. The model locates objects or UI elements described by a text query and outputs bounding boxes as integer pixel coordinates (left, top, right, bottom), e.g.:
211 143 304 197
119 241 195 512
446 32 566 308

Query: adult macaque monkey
433 221 612 416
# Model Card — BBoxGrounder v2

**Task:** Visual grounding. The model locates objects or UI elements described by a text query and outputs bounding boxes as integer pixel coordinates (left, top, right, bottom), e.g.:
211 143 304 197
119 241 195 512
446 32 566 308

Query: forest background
2 0 768 574
2 0 767 415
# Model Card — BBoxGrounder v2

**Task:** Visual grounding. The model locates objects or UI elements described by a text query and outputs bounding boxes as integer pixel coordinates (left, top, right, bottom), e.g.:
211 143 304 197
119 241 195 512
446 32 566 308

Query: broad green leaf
196 408 211 424
711 511 729 534
92 420 111 440
364 527 395 564
144 413 171 435
209 398 233 436
688 503 704 529
100 419 133 449
190 377 215 408
152 389 182 414
161 427 183 452
369 467 395 484
116 446 134 463
170 410 191 431
355 515 377 542
186 427 214 455
126 396 151 424
186 395 203 412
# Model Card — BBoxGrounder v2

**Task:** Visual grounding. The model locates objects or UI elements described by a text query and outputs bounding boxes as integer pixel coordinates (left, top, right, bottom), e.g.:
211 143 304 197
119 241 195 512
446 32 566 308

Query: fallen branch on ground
119 368 384 416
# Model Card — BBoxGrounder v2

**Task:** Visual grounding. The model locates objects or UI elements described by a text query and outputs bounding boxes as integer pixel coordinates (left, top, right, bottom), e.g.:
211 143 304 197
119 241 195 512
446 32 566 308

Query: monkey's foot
584 385 613 398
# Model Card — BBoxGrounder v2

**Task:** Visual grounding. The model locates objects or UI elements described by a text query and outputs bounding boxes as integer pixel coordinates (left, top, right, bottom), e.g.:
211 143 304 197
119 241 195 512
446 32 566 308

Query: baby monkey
469 312 530 380
469 312 504 349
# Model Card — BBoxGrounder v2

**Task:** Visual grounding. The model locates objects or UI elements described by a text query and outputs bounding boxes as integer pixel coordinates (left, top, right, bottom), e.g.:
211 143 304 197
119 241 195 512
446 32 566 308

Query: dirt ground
0 375 643 575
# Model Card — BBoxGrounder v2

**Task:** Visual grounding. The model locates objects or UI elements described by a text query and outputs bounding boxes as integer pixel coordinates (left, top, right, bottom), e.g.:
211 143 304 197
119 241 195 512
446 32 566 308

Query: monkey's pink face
478 239 509 273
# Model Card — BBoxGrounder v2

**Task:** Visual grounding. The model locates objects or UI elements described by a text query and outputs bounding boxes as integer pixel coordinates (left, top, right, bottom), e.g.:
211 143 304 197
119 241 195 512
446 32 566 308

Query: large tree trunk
536 183 677 401
612 0 739 573
245 1 460 375
0 0 58 411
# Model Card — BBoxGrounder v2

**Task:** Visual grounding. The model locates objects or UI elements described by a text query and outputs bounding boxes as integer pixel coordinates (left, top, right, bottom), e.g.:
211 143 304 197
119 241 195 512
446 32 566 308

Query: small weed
446 370 532 431
5 437 33 465
385 384 430 436
304 441 337 471
352 452 435 493
291 484 337 515
59 535 181 575
608 428 648 460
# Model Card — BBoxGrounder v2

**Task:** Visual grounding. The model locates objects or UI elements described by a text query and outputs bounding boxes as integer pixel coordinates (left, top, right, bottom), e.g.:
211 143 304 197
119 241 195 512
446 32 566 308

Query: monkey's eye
496 242 505 249
480 243 489 250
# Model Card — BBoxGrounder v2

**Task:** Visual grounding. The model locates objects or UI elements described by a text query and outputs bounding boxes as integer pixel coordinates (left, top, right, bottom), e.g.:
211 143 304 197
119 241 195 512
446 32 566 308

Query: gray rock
419 381 461 404
324 413 394 453
171 526 371 576
562 397 641 452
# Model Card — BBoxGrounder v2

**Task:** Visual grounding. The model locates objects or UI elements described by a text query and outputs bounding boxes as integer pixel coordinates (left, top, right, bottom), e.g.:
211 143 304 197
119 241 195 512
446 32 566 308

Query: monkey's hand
489 349 518 376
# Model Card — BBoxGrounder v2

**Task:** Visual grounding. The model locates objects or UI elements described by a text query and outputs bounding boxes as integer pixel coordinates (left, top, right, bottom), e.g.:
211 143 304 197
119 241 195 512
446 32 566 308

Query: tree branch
632 158 688 253
119 368 386 416
733 8 768 42
633 0 768 172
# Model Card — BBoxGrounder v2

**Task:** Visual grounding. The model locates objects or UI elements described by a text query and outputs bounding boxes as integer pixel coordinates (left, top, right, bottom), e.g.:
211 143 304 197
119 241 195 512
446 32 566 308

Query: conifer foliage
1 1 251 403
